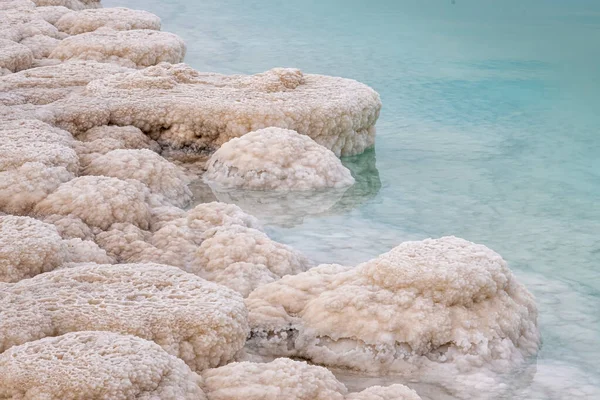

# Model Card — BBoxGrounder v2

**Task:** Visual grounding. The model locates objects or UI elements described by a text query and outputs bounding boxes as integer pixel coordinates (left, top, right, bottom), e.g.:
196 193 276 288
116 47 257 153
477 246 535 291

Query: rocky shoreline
0 1 539 399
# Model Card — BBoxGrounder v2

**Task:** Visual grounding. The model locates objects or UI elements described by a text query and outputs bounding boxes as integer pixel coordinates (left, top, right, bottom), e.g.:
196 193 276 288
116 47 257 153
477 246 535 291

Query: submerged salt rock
0 60 132 106
33 176 153 230
50 63 381 156
346 385 422 400
0 331 207 400
204 128 355 190
0 119 77 214
202 358 348 400
56 7 161 35
49 28 186 68
247 237 540 376
0 39 33 73
83 149 192 207
0 215 66 283
0 263 249 371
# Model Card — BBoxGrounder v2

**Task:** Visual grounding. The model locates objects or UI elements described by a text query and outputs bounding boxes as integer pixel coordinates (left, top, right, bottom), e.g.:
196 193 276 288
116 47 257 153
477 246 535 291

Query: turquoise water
108 1 600 398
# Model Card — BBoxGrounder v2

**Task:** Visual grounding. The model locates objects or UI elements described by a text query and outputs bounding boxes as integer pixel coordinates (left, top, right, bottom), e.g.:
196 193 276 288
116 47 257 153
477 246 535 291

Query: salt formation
0 61 131 106
0 119 77 214
0 39 33 74
83 149 192 207
0 331 207 399
346 385 422 400
49 63 381 156
0 6 62 43
204 128 355 190
49 29 186 68
34 176 153 230
32 0 101 10
202 358 421 400
76 125 161 152
247 237 540 380
0 215 112 283
19 34 60 58
55 7 161 34
94 202 309 297
0 263 249 371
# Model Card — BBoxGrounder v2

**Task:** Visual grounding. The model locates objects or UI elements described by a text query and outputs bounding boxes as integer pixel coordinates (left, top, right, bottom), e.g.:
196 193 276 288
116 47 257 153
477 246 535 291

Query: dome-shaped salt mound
0 263 248 372
49 29 186 68
204 128 355 191
83 149 192 207
55 7 161 35
0 39 33 73
0 331 207 399
33 176 152 230
246 237 540 383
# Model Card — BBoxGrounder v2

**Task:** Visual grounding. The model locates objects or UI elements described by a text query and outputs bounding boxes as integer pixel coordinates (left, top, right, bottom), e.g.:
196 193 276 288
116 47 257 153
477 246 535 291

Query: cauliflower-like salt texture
0 331 207 399
204 127 355 190
0 263 249 372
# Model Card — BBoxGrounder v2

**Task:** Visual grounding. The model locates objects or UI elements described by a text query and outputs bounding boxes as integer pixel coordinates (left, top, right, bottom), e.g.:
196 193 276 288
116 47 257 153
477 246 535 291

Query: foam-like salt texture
48 63 381 156
246 237 540 393
55 7 161 35
204 127 355 190
0 39 33 73
49 28 186 68
0 263 249 372
0 331 207 399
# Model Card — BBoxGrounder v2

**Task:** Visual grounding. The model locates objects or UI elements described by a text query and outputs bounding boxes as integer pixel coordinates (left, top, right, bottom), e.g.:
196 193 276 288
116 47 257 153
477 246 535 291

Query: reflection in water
193 148 382 227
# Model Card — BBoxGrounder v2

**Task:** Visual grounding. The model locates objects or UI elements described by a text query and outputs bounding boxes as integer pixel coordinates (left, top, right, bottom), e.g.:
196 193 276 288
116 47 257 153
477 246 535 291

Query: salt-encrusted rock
49 28 186 68
247 237 540 381
48 63 381 156
0 61 132 106
33 176 153 230
83 149 192 207
0 263 249 372
35 5 72 24
19 34 60 59
204 262 278 298
0 0 35 10
77 125 161 152
346 385 422 400
0 39 33 73
0 215 66 283
194 225 310 279
0 7 62 42
0 215 112 283
0 119 77 214
0 331 207 399
204 128 355 190
202 358 347 400
32 0 101 11
42 214 94 240
202 358 421 400
56 7 161 35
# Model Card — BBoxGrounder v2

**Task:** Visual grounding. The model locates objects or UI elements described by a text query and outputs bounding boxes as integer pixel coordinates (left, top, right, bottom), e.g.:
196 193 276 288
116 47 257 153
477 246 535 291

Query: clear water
108 0 600 398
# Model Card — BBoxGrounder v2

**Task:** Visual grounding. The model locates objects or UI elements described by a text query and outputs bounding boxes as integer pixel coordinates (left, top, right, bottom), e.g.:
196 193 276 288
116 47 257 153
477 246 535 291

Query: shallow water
109 0 600 398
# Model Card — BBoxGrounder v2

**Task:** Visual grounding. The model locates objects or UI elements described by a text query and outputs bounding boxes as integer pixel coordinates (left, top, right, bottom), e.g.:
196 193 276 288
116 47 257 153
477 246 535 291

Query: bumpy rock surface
0 331 207 399
83 149 192 207
0 263 249 372
0 39 33 73
247 237 540 376
0 119 77 214
48 63 381 156
204 128 355 190
34 176 153 230
0 61 131 106
346 385 422 400
49 28 186 68
32 0 101 11
55 7 161 34
0 215 65 282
